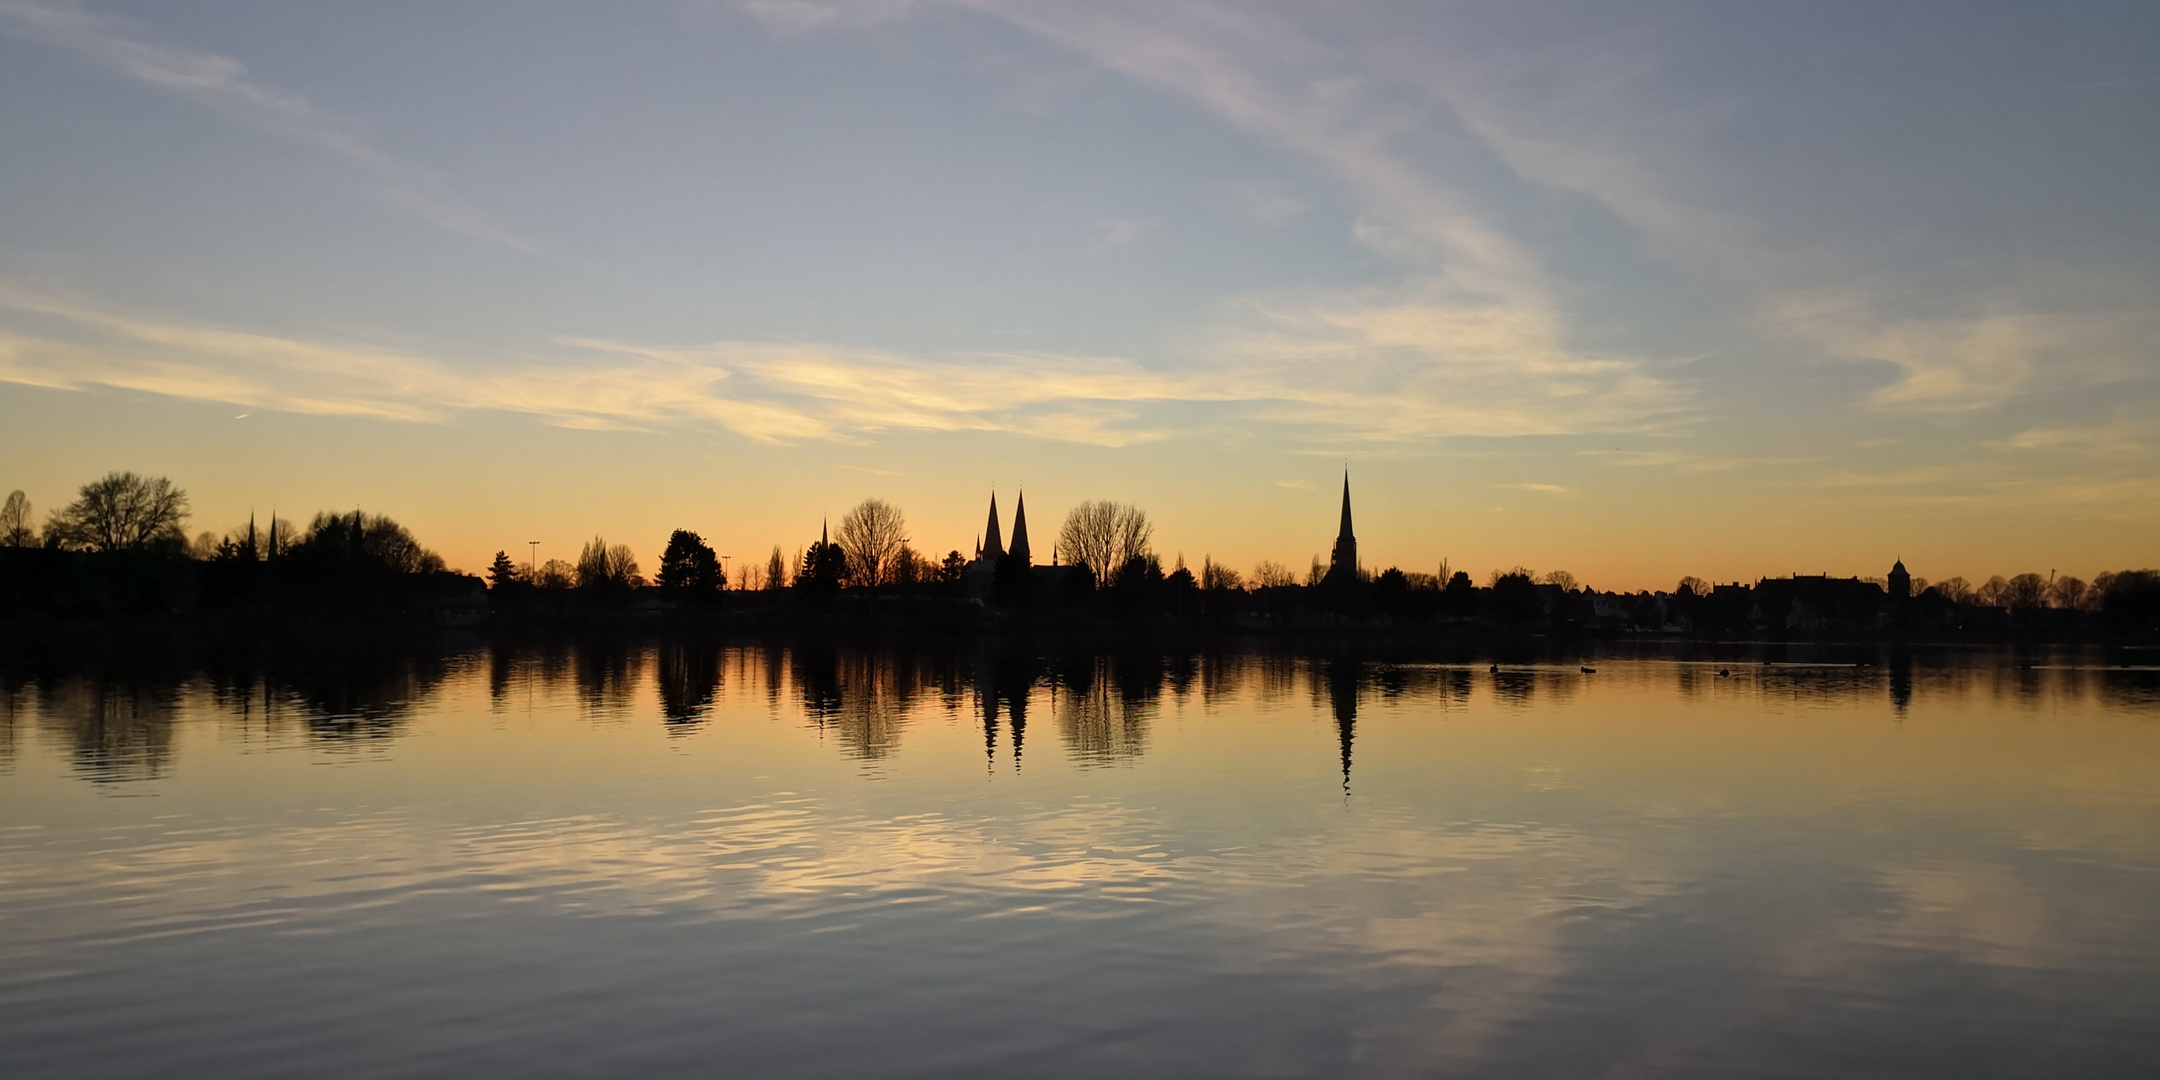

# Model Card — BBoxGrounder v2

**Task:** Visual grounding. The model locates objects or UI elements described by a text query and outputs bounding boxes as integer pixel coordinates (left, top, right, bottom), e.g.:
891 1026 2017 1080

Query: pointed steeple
1325 471 1358 586
1010 490 1031 564
1338 470 1354 541
981 492 1004 561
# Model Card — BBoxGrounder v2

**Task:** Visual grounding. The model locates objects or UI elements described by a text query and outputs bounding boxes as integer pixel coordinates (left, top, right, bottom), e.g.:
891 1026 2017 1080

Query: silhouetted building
1888 559 1911 602
1750 574 1887 632
1009 491 1032 564
967 492 1005 597
1322 472 1358 589
976 493 1004 563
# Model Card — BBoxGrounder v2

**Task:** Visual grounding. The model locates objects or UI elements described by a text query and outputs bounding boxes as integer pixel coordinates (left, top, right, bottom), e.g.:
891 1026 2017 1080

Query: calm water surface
3 644 2158 1078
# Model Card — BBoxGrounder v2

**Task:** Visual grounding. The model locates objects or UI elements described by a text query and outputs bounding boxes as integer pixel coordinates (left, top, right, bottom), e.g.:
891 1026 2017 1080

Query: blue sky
2 0 2155 587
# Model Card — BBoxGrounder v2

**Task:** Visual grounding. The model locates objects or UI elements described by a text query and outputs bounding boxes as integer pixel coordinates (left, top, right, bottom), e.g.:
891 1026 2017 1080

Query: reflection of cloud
1778 863 2059 982
0 0 545 255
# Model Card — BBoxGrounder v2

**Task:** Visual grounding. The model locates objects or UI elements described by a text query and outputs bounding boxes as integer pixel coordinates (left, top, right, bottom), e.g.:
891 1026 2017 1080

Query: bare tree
1676 575 1709 597
766 545 788 590
576 536 642 589
1543 569 1580 592
892 544 923 587
45 472 189 552
837 498 908 587
534 558 577 589
2002 573 2050 610
1252 559 1296 588
1933 576 1974 604
1974 575 2012 608
1056 500 1154 584
0 490 34 547
1201 556 1243 591
2051 575 2090 611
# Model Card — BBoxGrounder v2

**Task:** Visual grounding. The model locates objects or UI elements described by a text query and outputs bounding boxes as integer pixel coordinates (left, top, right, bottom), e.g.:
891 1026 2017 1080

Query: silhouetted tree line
0 472 481 621
5 475 2154 639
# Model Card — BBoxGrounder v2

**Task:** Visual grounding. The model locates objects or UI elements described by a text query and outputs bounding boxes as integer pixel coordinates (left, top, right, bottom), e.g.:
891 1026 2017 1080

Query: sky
1 0 2155 590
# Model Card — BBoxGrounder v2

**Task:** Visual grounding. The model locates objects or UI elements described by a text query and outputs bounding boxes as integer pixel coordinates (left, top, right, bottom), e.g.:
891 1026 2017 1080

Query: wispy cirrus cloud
1079 217 1151 253
730 0 1658 407
0 289 1189 445
0 0 546 255
0 286 1683 446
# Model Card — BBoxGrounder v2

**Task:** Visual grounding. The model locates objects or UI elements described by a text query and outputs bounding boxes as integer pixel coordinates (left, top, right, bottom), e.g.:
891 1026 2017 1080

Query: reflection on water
1053 653 1159 768
7 644 2157 785
2 641 2158 1078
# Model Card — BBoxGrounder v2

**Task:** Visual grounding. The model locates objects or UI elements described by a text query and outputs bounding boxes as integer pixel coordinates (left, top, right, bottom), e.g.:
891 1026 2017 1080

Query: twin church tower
966 473 1360 586
971 491 1030 567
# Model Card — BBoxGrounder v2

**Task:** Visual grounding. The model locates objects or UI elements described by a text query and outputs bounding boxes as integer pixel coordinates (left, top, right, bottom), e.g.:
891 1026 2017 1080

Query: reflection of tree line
8 645 2155 785
791 646 970 761
0 651 465 782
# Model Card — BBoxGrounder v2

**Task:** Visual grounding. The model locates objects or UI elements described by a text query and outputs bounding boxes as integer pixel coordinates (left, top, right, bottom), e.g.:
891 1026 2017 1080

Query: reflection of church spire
1327 660 1358 794
1009 685 1027 769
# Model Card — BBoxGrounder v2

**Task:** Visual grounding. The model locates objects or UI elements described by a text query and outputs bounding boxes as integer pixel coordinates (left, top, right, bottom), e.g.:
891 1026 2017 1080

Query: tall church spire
1010 490 1031 564
981 492 1004 561
1338 471 1354 541
1324 471 1358 587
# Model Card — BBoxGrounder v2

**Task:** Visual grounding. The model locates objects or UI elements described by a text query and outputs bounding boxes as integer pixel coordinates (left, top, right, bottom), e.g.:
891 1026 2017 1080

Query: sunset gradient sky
2 1 2155 589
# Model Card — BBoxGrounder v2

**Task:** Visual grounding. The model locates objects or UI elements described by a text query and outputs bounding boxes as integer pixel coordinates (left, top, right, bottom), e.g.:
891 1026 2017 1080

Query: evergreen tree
487 550 522 588
798 538 847 595
656 529 722 595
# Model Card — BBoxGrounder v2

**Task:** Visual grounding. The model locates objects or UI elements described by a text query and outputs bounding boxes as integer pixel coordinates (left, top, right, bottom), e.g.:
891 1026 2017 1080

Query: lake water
3 641 2158 1078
